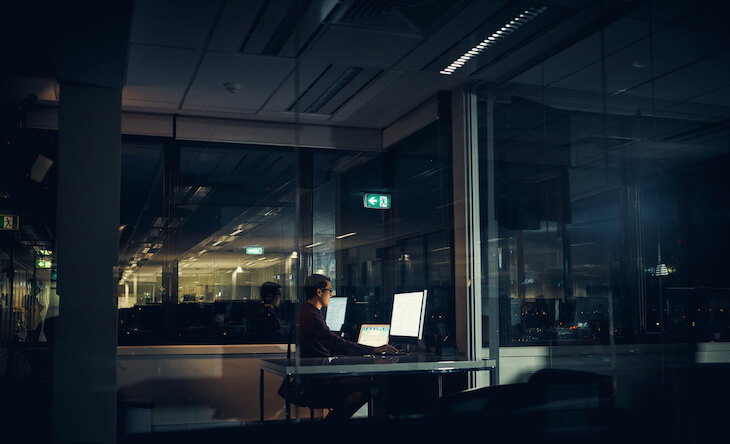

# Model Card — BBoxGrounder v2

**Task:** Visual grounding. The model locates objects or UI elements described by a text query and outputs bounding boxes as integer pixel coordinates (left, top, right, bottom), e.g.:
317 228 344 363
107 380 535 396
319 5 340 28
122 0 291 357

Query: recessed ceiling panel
329 70 404 122
289 65 350 112
261 61 333 112
183 53 295 113
300 24 422 68
317 68 381 115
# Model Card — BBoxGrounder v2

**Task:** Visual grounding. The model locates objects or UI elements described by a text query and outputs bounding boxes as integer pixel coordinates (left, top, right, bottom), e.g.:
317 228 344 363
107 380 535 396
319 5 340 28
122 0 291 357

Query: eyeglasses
321 287 334 295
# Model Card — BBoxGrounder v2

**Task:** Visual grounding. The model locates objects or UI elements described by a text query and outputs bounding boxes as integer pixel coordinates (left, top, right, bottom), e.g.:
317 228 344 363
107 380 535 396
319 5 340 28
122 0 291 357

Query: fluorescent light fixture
212 240 224 246
305 242 323 248
199 250 207 254
439 6 546 75
336 232 357 239
229 229 243 236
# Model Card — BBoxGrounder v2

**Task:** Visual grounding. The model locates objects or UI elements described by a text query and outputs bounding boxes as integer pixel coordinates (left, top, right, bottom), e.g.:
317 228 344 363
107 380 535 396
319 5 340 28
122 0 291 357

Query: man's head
260 281 282 306
304 274 332 308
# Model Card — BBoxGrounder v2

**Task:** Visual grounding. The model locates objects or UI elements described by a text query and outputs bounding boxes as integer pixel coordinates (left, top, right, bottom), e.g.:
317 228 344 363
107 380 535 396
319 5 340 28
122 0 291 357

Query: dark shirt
298 302 374 358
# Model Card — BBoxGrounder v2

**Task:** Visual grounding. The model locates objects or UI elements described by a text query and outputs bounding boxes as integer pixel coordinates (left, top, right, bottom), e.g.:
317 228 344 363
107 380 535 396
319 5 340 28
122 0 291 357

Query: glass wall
308 122 455 346
476 0 729 436
117 120 457 348
478 0 729 348
118 140 299 344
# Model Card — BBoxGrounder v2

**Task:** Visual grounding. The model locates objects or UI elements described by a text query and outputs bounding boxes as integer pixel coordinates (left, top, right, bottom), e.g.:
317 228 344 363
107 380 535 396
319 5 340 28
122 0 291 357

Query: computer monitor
357 324 391 347
325 296 348 332
389 290 427 340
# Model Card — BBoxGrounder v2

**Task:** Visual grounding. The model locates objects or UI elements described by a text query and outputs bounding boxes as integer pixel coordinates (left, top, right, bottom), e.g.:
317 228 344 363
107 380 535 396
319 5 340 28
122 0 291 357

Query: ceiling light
199 250 207 255
440 6 546 75
336 232 357 239
235 266 243 273
305 242 322 248
212 240 224 246
229 229 243 236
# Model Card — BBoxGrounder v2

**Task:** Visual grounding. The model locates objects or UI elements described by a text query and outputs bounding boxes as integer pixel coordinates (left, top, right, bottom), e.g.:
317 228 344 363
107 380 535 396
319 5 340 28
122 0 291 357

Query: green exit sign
36 260 52 269
1 214 19 231
363 193 391 209
246 246 264 255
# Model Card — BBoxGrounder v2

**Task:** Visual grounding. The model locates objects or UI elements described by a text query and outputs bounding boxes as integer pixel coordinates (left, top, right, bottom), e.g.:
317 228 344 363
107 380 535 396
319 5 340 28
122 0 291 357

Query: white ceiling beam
26 109 383 151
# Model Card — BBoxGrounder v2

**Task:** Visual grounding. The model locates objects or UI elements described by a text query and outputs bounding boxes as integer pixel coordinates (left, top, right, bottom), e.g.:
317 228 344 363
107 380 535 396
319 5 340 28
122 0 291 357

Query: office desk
259 354 496 422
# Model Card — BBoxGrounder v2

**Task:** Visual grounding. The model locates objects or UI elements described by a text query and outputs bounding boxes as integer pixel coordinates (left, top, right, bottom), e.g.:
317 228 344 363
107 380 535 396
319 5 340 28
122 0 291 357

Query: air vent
303 67 364 114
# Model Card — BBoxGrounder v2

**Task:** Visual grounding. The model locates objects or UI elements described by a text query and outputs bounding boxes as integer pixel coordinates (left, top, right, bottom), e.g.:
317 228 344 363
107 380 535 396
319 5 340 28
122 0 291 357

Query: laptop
357 324 391 347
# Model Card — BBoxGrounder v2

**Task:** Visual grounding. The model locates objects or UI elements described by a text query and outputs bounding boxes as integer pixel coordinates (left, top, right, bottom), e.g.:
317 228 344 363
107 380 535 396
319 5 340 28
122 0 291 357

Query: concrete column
53 83 122 444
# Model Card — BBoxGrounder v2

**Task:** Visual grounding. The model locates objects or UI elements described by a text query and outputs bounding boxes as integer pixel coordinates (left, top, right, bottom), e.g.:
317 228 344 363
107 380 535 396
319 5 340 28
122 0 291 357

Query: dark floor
2 358 729 443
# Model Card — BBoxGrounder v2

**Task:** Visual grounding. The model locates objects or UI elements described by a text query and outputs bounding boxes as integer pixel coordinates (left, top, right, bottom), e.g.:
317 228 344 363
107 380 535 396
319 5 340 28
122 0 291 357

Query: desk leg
489 367 497 387
285 376 291 423
259 369 264 424
437 374 443 398
368 376 374 418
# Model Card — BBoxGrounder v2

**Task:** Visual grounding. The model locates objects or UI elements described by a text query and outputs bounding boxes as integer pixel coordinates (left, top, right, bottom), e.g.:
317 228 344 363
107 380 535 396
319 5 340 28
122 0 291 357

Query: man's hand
373 344 399 354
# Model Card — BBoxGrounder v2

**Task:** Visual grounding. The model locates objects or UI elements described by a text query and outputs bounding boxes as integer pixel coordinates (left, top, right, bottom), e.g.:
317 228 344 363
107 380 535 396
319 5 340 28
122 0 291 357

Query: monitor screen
389 290 427 339
357 324 391 347
325 297 348 331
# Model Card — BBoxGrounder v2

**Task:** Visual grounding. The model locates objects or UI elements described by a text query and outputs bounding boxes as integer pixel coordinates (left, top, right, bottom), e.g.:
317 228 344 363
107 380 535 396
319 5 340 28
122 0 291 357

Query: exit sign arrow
363 193 391 209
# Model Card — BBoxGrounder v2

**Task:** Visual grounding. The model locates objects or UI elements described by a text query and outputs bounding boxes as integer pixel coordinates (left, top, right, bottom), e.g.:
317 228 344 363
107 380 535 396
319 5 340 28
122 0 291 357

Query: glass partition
478 0 730 348
475 0 730 437
118 141 298 344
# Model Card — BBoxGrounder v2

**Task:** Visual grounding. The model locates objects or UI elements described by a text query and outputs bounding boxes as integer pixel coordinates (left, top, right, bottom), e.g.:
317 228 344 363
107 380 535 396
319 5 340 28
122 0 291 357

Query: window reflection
478 2 730 347
118 142 297 344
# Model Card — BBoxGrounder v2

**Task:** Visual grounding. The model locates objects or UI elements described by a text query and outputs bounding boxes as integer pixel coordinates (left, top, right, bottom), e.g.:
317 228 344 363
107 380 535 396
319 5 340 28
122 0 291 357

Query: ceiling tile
183 53 295 112
300 24 422 69
260 61 331 112
124 44 199 105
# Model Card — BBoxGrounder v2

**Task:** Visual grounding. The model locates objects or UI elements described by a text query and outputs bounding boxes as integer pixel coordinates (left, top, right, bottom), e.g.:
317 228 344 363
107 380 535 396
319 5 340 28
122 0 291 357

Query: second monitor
325 296 348 332
389 290 427 340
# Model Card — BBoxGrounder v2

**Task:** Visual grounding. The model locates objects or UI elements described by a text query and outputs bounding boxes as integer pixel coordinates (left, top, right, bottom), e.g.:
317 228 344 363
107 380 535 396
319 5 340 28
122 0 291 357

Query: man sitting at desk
287 274 397 420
